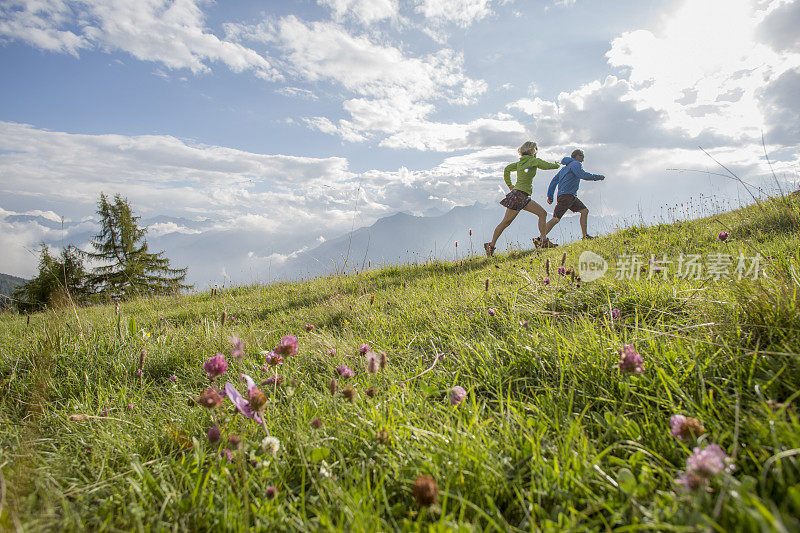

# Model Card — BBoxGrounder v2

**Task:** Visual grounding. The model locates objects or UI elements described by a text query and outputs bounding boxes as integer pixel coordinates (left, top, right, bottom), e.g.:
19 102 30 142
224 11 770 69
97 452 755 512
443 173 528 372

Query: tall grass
1 196 799 531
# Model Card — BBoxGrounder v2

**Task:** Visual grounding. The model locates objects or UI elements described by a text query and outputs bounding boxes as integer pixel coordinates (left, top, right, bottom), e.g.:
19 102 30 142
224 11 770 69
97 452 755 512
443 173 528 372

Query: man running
544 149 605 241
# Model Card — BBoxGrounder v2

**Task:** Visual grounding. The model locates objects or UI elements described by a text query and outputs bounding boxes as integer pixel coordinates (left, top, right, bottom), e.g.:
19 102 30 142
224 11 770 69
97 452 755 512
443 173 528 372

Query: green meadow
2 195 799 531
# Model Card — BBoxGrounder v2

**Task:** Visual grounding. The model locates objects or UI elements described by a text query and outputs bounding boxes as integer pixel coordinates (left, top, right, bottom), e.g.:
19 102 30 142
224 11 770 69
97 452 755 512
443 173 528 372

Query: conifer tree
84 193 191 297
13 244 90 312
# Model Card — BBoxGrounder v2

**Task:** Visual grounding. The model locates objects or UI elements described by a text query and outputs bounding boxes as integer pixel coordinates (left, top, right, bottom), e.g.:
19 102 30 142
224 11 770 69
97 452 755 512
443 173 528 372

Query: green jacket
503 155 560 195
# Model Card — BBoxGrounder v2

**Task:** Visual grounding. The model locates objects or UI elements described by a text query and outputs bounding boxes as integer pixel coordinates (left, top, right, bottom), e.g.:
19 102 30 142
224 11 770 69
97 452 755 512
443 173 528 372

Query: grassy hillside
1 196 799 531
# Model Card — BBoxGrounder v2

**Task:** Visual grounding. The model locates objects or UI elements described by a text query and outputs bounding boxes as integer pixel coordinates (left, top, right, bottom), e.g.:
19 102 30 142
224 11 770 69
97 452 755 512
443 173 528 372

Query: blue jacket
547 157 603 200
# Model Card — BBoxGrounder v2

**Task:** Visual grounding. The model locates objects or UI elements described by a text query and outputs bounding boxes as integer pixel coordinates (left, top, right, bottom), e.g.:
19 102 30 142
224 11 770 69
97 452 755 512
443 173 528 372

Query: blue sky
0 0 798 283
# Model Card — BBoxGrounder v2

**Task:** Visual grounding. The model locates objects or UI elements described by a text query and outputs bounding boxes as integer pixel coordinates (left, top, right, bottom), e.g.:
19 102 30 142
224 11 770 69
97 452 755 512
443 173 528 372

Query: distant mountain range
4 204 621 289
0 272 27 307
278 203 621 281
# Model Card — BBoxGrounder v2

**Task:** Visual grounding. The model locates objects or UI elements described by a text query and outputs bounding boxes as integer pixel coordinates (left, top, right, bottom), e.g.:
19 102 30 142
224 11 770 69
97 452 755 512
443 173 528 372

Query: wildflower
359 343 371 354
127 403 135 411
686 444 732 478
542 277 550 285
207 425 221 443
221 311 227 327
229 435 242 449
718 231 729 242
342 385 357 402
264 375 283 386
221 448 233 462
378 350 387 370
197 387 224 409
558 266 566 276
223 374 263 423
545 258 550 276
261 436 281 457
336 365 355 378
370 294 375 304
169 374 178 382
328 348 336 356
229 335 245 359
413 475 439 506
328 378 339 395
311 418 323 429
263 351 284 367
266 485 277 499
366 387 377 398
520 319 529 329
488 308 496 317
618 344 645 374
272 335 298 358
677 444 734 490
139 348 146 368
204 353 228 379
609 309 621 320
135 368 144 376
560 252 567 266
449 386 467 405
304 324 315 332
670 414 706 440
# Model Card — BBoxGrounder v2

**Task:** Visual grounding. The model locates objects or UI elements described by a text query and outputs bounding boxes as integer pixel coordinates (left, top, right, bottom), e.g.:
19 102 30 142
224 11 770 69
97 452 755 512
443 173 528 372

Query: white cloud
414 0 494 27
319 0 398 25
0 0 280 79
0 0 89 55
756 0 800 52
264 16 483 103
276 86 319 100
604 0 800 145
146 222 202 237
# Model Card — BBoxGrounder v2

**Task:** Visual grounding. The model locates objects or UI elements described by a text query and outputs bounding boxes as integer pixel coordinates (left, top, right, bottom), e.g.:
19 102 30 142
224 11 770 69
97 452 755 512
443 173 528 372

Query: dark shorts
553 194 587 219
499 189 531 211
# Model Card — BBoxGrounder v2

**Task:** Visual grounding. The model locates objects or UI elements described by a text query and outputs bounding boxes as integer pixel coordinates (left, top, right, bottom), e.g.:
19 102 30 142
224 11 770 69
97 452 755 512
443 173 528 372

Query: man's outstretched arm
573 162 604 181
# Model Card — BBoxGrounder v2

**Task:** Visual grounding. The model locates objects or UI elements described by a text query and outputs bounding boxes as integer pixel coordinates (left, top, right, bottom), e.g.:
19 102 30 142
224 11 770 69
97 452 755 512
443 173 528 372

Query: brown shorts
553 194 587 219
499 189 531 211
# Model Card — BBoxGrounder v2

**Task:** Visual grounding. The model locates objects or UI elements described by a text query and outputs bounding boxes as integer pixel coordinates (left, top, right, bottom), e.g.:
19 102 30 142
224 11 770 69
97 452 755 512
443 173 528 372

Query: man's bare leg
579 208 589 237
544 216 560 237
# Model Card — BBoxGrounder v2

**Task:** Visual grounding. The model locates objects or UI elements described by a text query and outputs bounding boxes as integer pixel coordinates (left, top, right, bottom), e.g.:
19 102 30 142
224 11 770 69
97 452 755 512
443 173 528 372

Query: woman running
484 141 560 257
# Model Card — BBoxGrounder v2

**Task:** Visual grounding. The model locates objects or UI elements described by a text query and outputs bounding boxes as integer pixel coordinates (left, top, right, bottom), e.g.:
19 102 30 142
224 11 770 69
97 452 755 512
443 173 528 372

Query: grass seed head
413 475 439 506
342 385 356 402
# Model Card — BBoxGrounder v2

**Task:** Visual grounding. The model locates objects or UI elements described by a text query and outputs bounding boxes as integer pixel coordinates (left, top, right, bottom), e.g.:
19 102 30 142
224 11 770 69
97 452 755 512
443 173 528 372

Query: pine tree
84 193 191 298
13 244 91 312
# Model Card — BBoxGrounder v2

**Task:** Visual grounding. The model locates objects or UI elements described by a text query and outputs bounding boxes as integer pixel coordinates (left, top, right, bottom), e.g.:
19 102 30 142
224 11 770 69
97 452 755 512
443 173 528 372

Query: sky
0 0 798 284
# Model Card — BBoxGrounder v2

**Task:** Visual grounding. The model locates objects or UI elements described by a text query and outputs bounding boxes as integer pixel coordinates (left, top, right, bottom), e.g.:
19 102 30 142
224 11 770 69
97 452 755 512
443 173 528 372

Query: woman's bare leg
522 200 548 242
491 208 519 248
